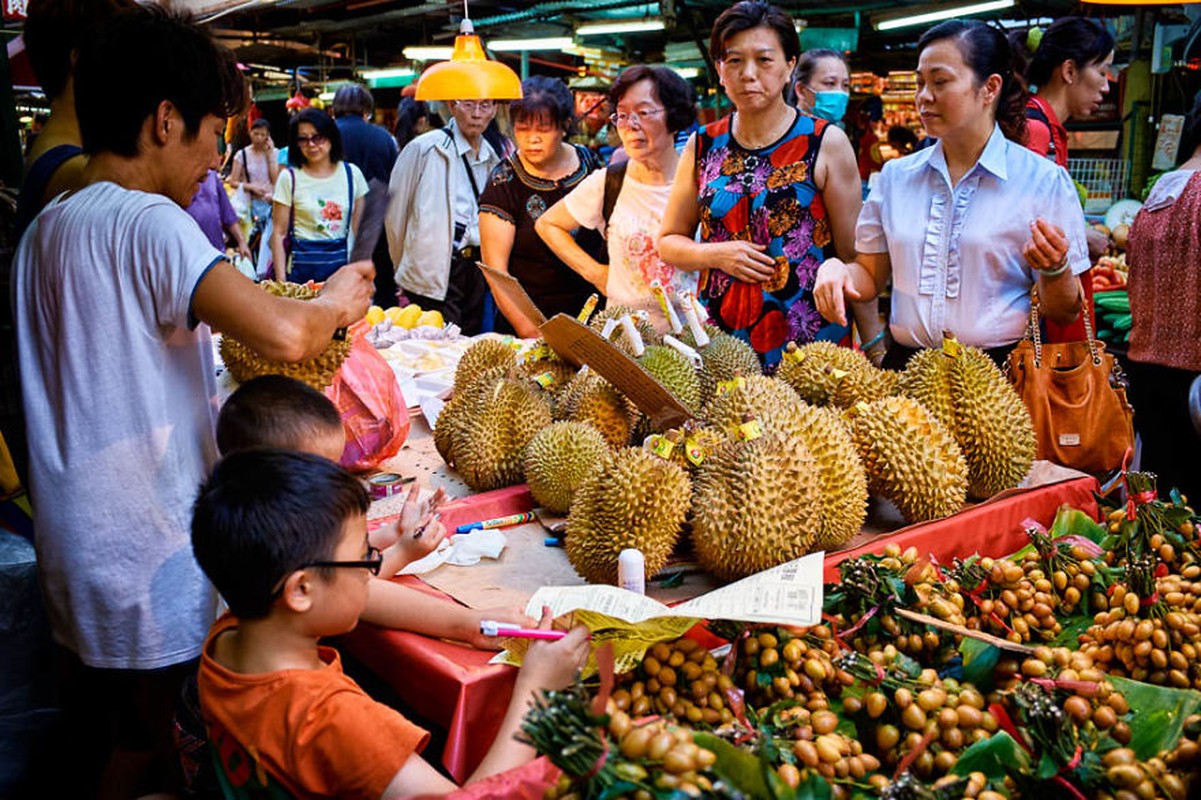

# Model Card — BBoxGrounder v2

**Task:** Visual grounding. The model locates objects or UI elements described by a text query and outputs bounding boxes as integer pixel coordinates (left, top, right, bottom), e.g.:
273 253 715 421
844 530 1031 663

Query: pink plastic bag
324 324 410 471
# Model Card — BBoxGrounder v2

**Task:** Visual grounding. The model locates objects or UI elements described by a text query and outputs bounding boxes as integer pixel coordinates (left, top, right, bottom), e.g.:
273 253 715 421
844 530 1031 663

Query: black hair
1179 90 1201 164
917 20 1027 144
796 48 846 89
511 75 576 135
288 107 344 168
1024 18 1115 89
192 448 370 619
709 1 800 66
216 375 343 457
250 118 271 132
332 84 374 118
23 0 135 101
610 65 698 135
887 125 919 154
394 97 441 150
74 5 245 157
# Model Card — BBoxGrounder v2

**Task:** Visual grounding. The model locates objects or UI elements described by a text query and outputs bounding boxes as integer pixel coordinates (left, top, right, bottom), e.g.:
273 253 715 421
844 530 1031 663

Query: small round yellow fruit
397 305 424 329
417 309 444 328
365 306 385 326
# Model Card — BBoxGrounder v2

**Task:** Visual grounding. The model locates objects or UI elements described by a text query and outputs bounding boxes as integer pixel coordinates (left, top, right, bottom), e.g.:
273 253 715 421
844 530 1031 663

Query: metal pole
521 50 530 79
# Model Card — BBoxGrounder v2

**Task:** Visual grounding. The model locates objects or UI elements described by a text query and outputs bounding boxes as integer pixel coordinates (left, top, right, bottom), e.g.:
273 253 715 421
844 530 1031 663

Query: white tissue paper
397 529 507 575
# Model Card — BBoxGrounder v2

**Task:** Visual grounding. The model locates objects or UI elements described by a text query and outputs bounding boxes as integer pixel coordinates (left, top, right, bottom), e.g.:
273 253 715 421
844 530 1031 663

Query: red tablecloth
343 475 1099 784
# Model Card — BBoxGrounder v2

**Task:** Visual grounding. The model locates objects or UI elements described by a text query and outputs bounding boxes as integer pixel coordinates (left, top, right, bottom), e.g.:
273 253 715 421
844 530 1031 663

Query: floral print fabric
696 112 849 366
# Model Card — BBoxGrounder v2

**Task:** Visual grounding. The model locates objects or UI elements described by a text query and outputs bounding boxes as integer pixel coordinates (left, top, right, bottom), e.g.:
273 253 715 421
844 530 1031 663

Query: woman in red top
1012 18 1115 343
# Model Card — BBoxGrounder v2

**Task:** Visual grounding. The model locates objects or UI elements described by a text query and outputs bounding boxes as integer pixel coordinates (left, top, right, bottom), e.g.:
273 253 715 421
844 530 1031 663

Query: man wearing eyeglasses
385 97 503 335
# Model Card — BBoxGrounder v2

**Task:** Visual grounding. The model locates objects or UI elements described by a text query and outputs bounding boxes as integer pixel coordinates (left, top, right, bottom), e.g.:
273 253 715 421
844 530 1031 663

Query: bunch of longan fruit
735 627 850 709
613 637 736 726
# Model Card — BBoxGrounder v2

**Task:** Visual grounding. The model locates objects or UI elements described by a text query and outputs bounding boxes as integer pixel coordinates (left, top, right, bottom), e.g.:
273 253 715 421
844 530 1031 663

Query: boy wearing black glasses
191 449 588 797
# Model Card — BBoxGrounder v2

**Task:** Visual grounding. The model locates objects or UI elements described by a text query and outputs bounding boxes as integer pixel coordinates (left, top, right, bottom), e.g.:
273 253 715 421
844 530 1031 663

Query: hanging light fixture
414 0 522 101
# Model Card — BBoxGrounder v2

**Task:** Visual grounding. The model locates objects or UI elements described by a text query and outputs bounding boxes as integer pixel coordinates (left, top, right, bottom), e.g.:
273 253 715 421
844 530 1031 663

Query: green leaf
1049 505 1108 544
951 731 1028 780
597 780 638 800
1110 676 1201 759
1049 614 1094 649
794 772 833 800
1036 752 1059 779
694 731 775 798
959 637 1000 691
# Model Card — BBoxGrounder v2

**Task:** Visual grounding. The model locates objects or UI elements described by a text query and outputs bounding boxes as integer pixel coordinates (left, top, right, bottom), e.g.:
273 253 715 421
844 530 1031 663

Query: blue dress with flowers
695 111 851 367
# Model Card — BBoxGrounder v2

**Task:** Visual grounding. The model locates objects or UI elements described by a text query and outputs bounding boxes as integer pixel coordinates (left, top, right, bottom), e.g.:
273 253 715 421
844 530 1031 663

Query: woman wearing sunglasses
658 1 863 366
270 108 368 283
536 65 698 333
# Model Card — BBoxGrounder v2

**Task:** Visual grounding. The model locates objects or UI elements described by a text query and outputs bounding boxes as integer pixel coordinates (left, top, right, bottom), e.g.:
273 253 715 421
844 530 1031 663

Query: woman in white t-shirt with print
536 66 698 333
271 108 369 283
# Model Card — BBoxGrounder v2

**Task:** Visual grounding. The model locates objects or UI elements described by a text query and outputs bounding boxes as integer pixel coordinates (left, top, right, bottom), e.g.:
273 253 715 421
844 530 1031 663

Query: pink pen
479 620 567 640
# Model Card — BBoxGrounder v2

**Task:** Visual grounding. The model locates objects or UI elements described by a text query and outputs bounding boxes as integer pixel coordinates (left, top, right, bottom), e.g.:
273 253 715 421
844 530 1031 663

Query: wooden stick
894 607 1037 655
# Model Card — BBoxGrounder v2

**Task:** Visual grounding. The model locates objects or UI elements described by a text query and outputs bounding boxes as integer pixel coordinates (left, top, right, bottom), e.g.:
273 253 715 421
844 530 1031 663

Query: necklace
734 107 797 149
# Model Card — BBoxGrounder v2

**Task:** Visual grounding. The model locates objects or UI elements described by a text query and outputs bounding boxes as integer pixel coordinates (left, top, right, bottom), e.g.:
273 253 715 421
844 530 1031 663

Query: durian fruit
523 422 609 514
694 331 763 404
441 377 553 491
514 358 577 400
455 338 517 392
637 345 701 414
220 281 351 390
660 422 729 474
777 341 895 409
794 406 868 551
898 346 1035 498
702 375 809 442
589 305 661 355
565 448 691 584
690 430 823 580
565 373 637 449
848 396 968 524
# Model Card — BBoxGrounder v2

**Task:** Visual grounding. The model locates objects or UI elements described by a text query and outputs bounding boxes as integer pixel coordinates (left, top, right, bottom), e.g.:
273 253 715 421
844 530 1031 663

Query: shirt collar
449 119 496 163
925 123 1009 185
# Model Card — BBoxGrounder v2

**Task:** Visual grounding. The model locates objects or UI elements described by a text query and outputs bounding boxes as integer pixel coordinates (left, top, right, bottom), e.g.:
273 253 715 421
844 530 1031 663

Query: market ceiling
193 0 1091 84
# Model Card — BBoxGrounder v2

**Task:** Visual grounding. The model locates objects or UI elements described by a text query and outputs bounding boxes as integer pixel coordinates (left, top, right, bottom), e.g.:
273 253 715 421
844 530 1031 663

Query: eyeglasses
456 100 496 113
609 107 665 128
270 545 383 597
296 133 328 147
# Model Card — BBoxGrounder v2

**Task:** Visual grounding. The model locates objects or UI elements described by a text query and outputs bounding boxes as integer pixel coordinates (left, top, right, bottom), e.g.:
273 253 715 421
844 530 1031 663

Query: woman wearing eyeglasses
270 108 368 283
657 1 863 366
536 66 698 332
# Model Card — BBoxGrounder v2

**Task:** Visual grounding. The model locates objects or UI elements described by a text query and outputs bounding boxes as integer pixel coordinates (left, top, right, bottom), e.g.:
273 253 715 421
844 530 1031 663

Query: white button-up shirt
856 124 1089 350
450 125 499 248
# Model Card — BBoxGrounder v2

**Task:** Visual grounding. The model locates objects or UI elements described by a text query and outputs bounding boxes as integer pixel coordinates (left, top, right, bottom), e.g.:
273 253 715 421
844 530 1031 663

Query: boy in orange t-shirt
191 449 589 798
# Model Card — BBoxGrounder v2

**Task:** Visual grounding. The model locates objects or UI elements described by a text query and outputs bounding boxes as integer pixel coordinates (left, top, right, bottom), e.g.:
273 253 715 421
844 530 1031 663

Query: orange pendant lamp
414 2 523 101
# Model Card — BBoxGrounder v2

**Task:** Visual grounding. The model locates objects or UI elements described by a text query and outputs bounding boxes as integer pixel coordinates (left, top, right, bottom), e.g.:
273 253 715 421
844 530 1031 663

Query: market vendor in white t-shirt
813 20 1088 370
10 7 373 796
536 66 699 333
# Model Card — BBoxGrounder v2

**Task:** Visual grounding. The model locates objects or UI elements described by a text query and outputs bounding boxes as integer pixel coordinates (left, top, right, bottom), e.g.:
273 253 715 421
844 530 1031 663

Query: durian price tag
736 418 764 442
532 371 558 389
684 436 706 466
715 375 746 396
828 367 848 381
645 434 676 459
576 293 599 323
941 332 962 359
782 345 805 365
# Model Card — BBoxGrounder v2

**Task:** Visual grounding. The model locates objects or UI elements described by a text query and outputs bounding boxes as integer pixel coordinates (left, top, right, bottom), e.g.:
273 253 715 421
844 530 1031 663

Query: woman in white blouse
814 19 1087 369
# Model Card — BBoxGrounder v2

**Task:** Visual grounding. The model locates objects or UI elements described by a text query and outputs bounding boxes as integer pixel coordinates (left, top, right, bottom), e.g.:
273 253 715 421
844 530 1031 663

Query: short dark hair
216 375 343 456
1023 18 1115 89
192 449 370 619
250 118 271 132
23 0 135 100
74 5 245 157
332 84 374 118
918 20 1027 144
288 108 344 167
795 49 846 89
610 65 697 135
710 1 800 66
511 76 576 135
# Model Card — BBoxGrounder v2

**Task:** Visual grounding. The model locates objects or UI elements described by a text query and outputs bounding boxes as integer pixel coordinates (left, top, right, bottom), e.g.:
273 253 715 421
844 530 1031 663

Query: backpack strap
286 167 296 239
601 160 628 231
344 161 354 223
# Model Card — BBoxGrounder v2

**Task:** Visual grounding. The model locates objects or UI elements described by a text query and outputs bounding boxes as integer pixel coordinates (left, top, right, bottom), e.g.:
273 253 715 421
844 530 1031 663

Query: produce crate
1067 157 1130 214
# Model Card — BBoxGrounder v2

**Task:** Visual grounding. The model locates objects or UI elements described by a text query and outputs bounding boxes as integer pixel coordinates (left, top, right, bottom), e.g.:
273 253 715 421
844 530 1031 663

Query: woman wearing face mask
658 1 863 366
795 48 851 124
479 76 605 337
813 19 1088 370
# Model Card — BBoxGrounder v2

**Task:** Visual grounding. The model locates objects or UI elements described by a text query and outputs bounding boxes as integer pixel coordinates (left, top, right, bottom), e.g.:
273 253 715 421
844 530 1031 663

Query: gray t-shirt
13 182 224 669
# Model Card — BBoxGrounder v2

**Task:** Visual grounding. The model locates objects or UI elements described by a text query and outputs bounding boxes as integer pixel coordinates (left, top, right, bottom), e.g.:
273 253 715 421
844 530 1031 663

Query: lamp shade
414 31 523 101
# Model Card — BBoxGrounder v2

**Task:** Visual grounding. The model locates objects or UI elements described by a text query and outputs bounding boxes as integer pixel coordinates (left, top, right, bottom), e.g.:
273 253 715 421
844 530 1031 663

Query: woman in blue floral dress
659 0 862 366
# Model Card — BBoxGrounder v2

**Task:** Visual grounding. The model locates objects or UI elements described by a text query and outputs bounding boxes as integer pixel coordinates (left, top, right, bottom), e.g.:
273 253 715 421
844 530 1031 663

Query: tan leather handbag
1006 291 1135 474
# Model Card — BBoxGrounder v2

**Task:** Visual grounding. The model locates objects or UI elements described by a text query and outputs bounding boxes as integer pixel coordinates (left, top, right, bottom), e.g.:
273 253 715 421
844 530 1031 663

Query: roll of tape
366 472 412 500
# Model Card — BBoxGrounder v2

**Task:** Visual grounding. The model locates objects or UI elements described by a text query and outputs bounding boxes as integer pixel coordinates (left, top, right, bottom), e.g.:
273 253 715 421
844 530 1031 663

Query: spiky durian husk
796 406 869 551
455 338 517 392
565 374 636 449
663 423 730 474
695 331 763 404
701 375 810 441
565 448 691 584
219 281 351 390
776 341 895 409
898 347 1035 498
637 345 701 414
514 359 577 400
447 378 553 491
523 422 610 514
849 396 968 524
690 432 823 580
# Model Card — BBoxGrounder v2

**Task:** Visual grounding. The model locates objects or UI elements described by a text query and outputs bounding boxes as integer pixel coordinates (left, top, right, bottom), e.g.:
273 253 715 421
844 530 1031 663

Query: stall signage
3 0 27 20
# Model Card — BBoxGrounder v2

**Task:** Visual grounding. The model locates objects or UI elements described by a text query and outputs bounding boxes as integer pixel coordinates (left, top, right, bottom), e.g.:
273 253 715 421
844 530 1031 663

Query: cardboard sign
540 314 693 430
476 262 547 328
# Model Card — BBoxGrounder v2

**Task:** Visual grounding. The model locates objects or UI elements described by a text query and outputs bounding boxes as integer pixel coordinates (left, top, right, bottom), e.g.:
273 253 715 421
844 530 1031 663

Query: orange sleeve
1025 117 1052 158
291 687 430 800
